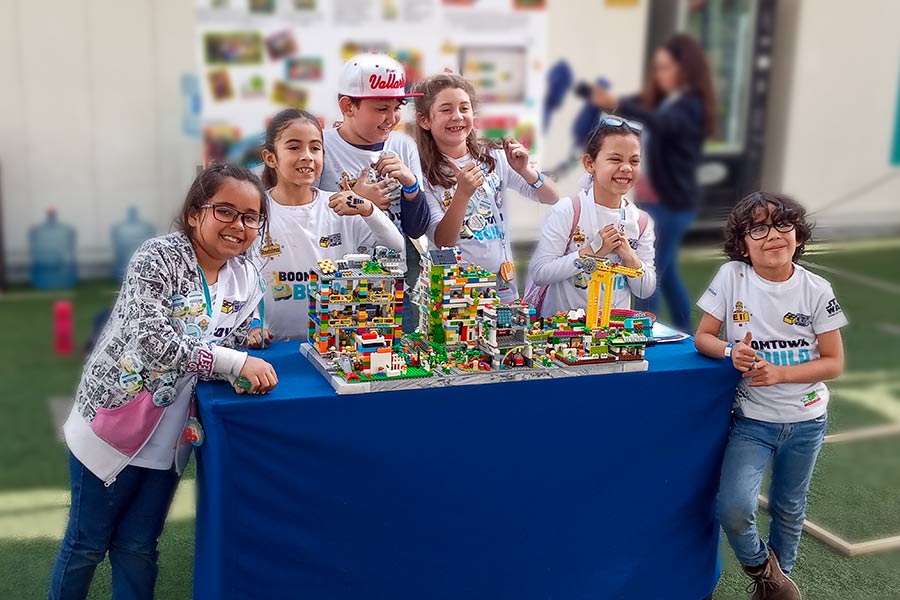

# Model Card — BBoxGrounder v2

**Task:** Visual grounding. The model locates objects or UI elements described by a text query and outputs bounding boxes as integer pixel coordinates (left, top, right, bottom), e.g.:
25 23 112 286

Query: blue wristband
250 318 261 329
529 171 545 189
401 179 420 195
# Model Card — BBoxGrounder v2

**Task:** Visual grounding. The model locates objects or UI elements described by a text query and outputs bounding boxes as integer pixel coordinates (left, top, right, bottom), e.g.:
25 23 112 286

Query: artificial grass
2 240 899 599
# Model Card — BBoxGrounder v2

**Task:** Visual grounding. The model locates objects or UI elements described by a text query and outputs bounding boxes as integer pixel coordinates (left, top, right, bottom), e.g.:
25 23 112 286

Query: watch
723 342 735 358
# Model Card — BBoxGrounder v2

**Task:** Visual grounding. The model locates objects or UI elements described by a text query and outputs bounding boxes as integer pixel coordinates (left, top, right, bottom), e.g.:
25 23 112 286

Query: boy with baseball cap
319 52 429 331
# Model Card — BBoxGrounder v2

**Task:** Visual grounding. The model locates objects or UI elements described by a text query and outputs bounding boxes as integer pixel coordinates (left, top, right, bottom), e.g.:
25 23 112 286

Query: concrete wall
0 0 200 280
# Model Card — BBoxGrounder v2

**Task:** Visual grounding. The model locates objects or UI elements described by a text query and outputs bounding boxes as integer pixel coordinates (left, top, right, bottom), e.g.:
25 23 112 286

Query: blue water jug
111 207 155 281
29 208 77 290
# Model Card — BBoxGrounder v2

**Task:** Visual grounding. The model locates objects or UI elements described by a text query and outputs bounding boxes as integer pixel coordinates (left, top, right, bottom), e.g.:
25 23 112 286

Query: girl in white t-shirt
528 117 657 318
411 74 559 302
250 109 404 342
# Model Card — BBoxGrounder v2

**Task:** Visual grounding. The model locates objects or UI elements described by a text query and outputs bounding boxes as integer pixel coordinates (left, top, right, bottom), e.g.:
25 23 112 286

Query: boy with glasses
694 191 847 600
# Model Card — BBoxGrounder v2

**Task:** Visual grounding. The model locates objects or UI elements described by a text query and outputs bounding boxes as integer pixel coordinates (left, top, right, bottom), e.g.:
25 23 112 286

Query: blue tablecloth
195 339 740 600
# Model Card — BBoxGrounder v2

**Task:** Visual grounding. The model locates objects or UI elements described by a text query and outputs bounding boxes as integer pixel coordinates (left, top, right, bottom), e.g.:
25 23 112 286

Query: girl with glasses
50 163 278 599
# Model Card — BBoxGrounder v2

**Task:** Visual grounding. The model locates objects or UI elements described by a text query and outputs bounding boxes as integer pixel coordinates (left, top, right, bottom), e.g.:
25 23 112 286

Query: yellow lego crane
584 259 643 329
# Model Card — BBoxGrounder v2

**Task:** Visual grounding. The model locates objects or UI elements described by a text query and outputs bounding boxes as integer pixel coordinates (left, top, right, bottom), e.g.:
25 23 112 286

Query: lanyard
195 266 214 319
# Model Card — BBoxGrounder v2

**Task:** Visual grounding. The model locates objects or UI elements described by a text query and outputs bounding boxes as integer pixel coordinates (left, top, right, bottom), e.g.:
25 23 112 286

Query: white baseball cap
337 53 422 100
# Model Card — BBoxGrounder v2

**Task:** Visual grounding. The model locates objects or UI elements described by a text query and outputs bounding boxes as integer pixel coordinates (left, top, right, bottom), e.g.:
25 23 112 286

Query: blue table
194 340 740 600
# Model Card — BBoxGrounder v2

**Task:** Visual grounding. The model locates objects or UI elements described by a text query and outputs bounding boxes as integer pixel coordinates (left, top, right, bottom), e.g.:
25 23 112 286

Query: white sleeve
529 198 581 286
498 150 539 201
422 181 448 244
357 204 405 251
626 214 657 299
811 283 848 334
696 264 731 321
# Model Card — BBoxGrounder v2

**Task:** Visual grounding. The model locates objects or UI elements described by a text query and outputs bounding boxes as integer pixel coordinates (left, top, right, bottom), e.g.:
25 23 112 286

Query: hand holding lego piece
743 355 783 386
373 152 416 188
449 161 484 200
234 356 278 395
349 168 398 211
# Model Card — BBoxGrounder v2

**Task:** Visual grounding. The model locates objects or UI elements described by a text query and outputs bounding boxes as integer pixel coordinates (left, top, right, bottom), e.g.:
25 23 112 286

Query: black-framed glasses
746 222 795 240
199 204 266 229
585 115 644 148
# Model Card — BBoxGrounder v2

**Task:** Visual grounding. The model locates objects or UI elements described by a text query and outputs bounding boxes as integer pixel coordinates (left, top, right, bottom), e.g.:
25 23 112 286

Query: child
319 52 429 331
251 108 404 343
694 191 846 599
412 73 559 302
50 163 278 599
528 117 656 318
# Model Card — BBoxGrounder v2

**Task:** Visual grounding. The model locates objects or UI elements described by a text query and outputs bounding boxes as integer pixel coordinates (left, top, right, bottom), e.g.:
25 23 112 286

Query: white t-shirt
528 188 657 318
697 261 848 423
318 127 424 240
253 189 404 341
423 148 539 302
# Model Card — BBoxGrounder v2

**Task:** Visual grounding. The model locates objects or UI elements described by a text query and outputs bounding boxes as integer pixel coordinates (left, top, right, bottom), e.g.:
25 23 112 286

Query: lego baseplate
300 343 647 395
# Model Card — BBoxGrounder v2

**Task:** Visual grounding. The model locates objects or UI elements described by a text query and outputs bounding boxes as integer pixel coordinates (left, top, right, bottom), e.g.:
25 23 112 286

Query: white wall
761 0 900 231
508 0 650 241
0 0 199 279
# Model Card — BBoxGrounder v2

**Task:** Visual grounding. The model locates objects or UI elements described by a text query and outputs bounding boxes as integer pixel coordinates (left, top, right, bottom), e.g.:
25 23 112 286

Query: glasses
585 115 644 148
746 222 795 240
200 204 266 229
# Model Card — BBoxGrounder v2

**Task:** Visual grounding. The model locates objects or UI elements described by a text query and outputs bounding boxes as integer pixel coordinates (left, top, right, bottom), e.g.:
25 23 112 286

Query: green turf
2 239 899 599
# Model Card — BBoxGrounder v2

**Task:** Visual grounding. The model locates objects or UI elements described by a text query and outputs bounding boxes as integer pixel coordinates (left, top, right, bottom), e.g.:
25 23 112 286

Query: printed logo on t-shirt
825 297 842 316
260 232 282 259
782 312 812 326
803 390 822 407
441 190 452 209
571 226 586 247
220 299 245 314
270 271 310 302
319 233 343 248
732 301 750 324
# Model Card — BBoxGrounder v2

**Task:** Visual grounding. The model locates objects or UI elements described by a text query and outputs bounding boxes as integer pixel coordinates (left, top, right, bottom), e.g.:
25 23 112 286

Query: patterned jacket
64 232 264 483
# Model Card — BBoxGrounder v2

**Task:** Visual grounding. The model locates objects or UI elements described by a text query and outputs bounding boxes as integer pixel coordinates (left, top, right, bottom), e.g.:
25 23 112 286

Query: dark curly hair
723 191 812 265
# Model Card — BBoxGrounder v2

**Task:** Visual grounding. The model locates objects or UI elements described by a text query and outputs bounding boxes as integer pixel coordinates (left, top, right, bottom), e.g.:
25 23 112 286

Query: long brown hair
412 73 501 189
640 33 716 138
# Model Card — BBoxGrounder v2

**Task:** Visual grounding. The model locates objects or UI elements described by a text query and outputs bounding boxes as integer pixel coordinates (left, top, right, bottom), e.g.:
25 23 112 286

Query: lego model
300 247 654 394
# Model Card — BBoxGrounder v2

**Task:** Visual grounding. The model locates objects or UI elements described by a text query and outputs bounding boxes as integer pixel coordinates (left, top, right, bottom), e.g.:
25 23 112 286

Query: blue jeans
716 413 827 574
49 452 180 600
634 203 694 333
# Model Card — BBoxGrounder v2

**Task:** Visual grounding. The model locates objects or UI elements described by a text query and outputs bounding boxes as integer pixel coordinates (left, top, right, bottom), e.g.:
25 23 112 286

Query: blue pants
635 203 694 333
716 413 827 574
49 452 180 600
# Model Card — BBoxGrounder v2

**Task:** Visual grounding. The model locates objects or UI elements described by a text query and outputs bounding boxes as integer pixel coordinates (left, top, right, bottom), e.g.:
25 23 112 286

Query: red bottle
54 300 74 355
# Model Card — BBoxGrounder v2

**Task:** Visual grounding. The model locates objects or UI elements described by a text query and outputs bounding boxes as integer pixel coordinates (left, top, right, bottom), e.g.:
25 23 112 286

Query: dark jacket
617 92 705 212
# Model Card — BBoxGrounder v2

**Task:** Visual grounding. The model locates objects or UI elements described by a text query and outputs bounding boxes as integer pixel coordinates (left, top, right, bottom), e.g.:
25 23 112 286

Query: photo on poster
341 41 391 61
265 30 299 61
249 0 276 14
204 124 242 164
286 57 323 81
293 0 317 9
207 69 234 101
240 73 267 99
513 0 546 9
459 46 527 103
204 31 264 65
272 81 309 109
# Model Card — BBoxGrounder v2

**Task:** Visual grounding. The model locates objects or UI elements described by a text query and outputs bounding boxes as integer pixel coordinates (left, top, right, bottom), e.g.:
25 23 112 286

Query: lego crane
584 258 643 329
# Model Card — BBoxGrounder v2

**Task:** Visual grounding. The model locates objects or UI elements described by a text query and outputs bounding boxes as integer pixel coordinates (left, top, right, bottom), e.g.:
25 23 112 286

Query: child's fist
235 356 278 394
450 161 484 199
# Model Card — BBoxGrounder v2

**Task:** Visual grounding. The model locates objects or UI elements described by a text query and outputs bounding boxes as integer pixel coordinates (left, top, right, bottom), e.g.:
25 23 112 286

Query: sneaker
743 549 801 600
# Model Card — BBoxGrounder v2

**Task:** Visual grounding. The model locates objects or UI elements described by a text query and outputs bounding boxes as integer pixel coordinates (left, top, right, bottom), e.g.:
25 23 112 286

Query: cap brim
345 93 424 99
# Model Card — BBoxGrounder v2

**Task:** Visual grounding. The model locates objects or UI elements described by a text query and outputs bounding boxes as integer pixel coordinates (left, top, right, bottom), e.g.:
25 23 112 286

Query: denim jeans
716 413 827 574
634 203 695 333
49 452 180 600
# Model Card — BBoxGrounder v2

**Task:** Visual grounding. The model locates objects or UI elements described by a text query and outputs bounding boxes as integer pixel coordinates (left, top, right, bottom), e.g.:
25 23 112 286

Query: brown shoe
743 549 801 600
